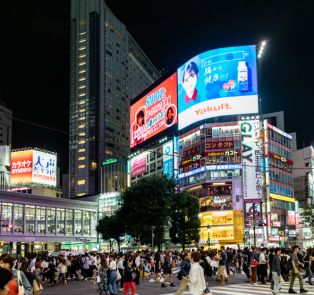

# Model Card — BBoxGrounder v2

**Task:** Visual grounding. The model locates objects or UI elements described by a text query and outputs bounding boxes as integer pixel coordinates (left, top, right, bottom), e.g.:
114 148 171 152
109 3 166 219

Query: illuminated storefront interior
199 196 233 211
199 211 233 226
200 225 234 241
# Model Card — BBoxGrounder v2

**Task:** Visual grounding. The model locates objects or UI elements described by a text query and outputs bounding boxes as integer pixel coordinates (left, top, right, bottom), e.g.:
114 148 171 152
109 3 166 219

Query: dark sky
0 0 313 181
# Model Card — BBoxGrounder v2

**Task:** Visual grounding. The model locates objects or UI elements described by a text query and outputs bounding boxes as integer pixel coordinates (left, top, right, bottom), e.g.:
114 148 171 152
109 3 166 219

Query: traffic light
8 224 13 229
258 223 266 227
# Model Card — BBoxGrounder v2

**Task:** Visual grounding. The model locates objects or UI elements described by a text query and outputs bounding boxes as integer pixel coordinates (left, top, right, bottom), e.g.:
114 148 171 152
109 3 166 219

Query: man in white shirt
134 253 141 286
117 254 125 291
259 248 269 284
30 256 37 272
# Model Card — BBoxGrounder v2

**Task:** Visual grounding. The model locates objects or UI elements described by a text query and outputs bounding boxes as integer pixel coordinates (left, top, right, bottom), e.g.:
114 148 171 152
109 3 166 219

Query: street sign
243 238 246 241
81 239 87 244
245 231 249 235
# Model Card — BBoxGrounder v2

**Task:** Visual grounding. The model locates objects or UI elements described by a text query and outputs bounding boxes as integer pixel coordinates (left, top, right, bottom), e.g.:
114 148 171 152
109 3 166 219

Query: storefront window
37 206 46 234
91 211 97 237
271 213 278 221
14 204 24 233
75 210 82 234
47 207 56 234
25 206 35 233
66 210 73 235
83 211 90 235
200 225 234 241
200 211 233 226
57 209 65 234
199 196 233 211
2 203 13 233
303 228 312 240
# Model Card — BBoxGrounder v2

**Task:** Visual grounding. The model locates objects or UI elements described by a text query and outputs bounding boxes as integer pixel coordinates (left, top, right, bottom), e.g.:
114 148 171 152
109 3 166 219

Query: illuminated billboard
177 45 258 130
10 149 57 186
130 153 147 178
130 73 178 148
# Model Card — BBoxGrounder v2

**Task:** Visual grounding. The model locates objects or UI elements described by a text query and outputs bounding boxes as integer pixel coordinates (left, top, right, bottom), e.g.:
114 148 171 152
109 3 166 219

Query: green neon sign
102 159 117 166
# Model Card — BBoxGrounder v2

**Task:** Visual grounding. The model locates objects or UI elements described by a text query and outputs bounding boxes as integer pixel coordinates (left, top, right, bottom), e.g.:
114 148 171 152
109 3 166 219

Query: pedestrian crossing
159 281 314 295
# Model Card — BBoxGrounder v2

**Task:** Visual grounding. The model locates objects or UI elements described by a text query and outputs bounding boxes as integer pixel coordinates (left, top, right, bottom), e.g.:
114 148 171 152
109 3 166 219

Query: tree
300 205 314 227
96 214 125 252
117 175 176 250
169 190 201 250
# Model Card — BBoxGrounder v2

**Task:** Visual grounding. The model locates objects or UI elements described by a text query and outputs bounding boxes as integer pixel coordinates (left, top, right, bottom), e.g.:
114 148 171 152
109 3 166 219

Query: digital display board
10 150 57 186
130 73 178 148
177 45 258 130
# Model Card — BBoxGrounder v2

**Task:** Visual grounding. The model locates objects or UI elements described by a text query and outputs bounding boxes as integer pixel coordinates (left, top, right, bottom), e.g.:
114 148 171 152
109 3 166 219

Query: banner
206 141 234 150
163 141 173 178
242 120 262 200
131 153 147 178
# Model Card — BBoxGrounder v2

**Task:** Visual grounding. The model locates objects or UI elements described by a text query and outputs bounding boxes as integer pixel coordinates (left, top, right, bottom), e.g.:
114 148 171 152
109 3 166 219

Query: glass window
200 211 233 226
91 211 97 237
66 210 73 235
37 206 46 234
199 196 233 211
25 205 35 233
2 203 13 232
78 180 85 185
47 207 56 234
14 204 24 233
75 210 82 234
57 209 65 234
83 211 90 235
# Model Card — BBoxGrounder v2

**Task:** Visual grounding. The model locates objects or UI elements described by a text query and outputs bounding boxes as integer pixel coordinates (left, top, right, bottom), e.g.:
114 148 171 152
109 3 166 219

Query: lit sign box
206 164 242 170
203 150 240 157
10 150 57 186
177 45 258 130
267 123 292 140
102 159 117 166
270 193 295 203
268 152 293 165
271 221 281 228
178 167 206 179
289 230 296 237
130 73 178 148
269 236 280 242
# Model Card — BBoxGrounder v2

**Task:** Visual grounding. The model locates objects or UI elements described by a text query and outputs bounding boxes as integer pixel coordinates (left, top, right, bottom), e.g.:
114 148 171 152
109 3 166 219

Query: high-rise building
0 101 12 147
69 0 161 198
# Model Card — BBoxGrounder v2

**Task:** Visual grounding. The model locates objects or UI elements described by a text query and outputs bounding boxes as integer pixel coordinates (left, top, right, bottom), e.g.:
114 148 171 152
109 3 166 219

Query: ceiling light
262 41 266 46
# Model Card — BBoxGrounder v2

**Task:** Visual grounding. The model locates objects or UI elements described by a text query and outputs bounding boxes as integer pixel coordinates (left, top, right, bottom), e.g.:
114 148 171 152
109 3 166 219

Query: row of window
268 143 292 159
0 202 96 236
269 157 292 172
268 129 292 148
268 170 293 185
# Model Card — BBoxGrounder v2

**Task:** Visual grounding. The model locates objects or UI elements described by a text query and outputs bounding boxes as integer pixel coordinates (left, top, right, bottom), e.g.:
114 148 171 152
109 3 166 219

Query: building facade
0 190 98 256
0 101 12 147
69 0 161 198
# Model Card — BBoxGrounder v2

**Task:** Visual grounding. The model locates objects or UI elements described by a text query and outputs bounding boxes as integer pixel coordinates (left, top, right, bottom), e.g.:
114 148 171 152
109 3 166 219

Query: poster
130 153 147 178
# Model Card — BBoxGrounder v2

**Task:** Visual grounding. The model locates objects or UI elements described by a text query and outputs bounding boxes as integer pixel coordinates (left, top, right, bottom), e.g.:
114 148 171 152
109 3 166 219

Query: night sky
0 0 313 182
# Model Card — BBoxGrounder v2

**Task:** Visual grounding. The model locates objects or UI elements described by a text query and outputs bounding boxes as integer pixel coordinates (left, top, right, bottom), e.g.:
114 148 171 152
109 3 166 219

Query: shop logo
165 146 171 154
212 128 221 137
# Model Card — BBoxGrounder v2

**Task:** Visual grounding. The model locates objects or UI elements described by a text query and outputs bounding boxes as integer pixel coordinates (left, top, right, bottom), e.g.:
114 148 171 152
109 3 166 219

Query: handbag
96 276 101 283
33 278 43 295
177 271 183 281
210 260 219 268
17 271 25 294
250 254 259 266
116 270 121 281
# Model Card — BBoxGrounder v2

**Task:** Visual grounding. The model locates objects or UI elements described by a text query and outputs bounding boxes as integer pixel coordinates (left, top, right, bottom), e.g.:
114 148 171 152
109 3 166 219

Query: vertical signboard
10 150 33 184
241 120 262 201
163 141 173 178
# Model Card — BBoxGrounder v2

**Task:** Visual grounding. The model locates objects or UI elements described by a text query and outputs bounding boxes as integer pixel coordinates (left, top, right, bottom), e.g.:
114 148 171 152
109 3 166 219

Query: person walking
82 254 90 281
303 248 313 286
154 252 163 281
161 252 175 288
57 258 67 285
174 252 191 295
123 259 137 295
259 248 269 284
249 247 259 285
242 248 251 282
289 245 308 294
271 247 284 295
182 252 206 295
226 248 233 276
96 257 110 295
217 246 227 286
117 254 125 291
108 255 117 295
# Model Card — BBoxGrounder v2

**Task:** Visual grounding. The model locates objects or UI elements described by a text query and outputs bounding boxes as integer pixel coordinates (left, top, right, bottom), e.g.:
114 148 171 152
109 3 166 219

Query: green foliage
96 214 125 251
169 190 201 250
300 205 314 226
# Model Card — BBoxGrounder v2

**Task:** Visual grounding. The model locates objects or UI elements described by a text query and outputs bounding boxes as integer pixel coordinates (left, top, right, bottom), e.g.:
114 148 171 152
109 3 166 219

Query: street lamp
207 225 211 248
151 226 156 252
258 41 266 58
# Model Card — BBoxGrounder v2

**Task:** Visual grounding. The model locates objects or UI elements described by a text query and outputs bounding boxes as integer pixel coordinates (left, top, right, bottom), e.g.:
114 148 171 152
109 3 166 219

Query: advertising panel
267 123 293 140
10 150 57 186
244 200 262 225
10 150 33 184
242 120 262 201
182 146 201 158
32 150 57 186
296 213 300 226
271 221 281 227
163 141 173 178
130 153 147 178
212 125 241 138
130 73 178 148
288 211 296 225
203 150 240 157
177 45 258 130
205 141 234 150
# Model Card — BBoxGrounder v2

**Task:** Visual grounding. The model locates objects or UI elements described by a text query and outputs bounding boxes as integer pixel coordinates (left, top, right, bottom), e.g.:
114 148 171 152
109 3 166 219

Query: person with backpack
249 247 259 285
288 245 308 294
242 248 251 282
271 247 284 295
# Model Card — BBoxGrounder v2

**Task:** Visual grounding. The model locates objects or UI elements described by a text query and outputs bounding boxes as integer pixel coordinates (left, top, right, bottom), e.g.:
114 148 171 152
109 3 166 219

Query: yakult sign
241 120 262 200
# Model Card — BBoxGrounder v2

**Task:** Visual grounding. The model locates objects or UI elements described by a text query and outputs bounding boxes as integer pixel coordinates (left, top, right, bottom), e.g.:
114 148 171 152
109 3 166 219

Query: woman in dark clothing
154 252 162 281
20 262 35 287
268 248 274 283
44 258 58 287
96 257 109 295
123 259 137 295
161 252 175 288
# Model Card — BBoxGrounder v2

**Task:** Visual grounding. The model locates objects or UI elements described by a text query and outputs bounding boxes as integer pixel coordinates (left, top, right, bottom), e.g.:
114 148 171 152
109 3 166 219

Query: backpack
204 259 213 277
285 257 292 271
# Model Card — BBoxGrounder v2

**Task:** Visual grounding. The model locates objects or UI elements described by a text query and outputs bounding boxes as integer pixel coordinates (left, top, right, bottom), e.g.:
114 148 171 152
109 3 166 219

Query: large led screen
177 45 258 130
130 73 178 148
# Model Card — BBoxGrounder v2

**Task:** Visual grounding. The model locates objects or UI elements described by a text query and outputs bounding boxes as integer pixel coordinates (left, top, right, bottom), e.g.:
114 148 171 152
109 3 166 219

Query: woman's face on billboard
183 69 198 97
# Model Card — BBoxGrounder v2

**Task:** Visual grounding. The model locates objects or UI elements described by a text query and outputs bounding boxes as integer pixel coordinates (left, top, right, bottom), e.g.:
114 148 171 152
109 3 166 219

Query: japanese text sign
206 141 234 150
130 153 147 178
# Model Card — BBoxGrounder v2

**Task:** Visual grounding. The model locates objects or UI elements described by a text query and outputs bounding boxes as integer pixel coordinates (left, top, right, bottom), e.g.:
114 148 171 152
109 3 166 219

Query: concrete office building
69 0 161 198
0 101 12 147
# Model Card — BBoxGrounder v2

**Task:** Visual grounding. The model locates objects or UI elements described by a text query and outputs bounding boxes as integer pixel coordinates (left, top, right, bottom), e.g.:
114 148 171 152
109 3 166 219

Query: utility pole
253 202 256 247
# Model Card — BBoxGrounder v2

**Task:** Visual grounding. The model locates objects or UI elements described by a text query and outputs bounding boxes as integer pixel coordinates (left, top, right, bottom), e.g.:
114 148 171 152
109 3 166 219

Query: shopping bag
17 271 25 295
33 279 43 295
96 276 101 283
116 270 121 281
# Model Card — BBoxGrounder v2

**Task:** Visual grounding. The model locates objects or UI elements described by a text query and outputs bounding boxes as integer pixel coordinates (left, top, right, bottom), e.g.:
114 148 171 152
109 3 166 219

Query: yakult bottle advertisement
130 73 178 148
177 45 258 129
